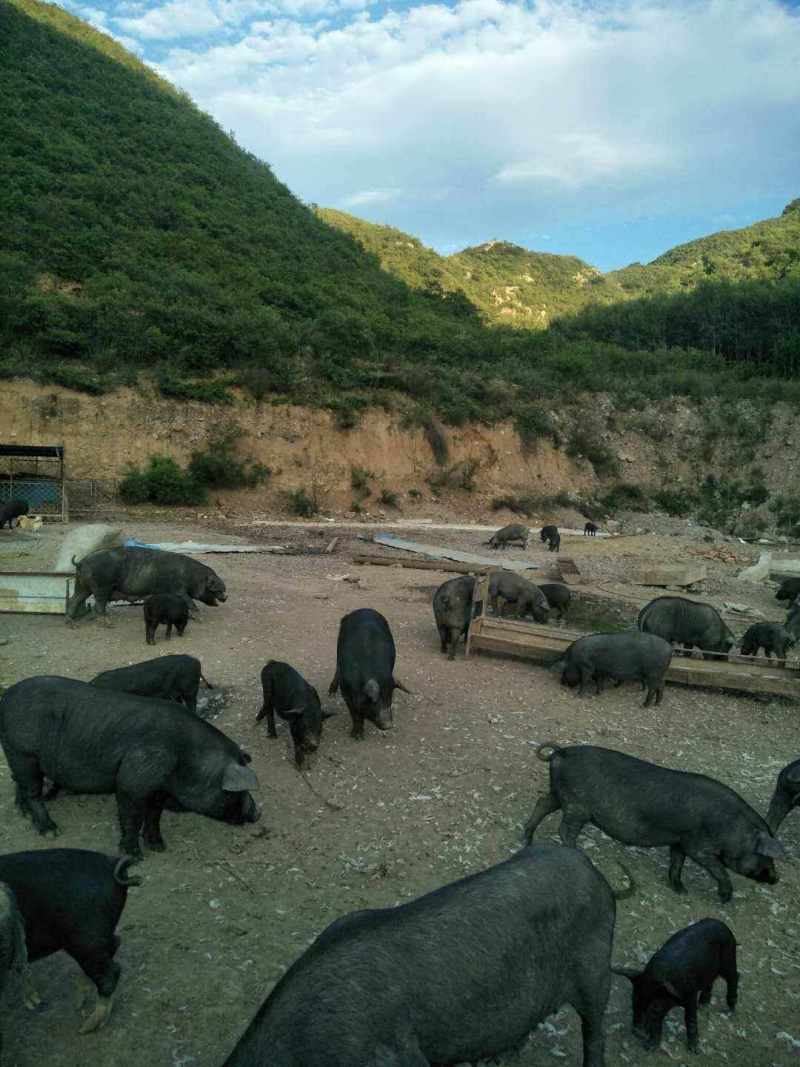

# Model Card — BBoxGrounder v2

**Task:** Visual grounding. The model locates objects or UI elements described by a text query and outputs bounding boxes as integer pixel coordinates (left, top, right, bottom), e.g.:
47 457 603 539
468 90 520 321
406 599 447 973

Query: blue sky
59 0 800 270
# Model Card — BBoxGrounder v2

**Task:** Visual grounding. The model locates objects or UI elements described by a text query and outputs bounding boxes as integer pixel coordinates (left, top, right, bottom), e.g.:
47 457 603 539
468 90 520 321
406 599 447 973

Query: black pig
541 524 561 552
143 592 190 645
740 622 795 665
540 582 572 622
0 849 139 1034
67 546 226 622
489 570 549 622
329 609 410 739
766 757 800 833
638 596 734 659
486 523 530 550
256 661 335 767
0 676 260 860
523 743 784 902
0 881 27 1056
432 575 476 659
0 500 29 530
555 632 672 707
584 522 598 536
775 577 800 602
614 918 738 1054
91 654 212 714
224 844 629 1067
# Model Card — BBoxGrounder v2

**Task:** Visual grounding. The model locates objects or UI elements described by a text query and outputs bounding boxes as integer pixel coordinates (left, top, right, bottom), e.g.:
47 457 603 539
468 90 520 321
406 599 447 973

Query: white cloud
82 0 800 264
117 0 223 39
343 187 403 206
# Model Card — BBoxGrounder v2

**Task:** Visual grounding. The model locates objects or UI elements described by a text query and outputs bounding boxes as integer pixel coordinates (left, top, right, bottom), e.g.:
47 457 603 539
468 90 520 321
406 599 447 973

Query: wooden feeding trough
464 575 800 699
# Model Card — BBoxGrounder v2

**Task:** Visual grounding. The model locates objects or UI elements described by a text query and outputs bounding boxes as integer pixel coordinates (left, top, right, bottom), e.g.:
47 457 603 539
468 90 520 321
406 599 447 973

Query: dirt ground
0 520 798 1067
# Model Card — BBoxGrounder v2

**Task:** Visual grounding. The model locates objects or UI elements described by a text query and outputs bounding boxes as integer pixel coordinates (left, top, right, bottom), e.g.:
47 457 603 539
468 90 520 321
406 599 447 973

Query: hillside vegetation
318 208 624 325
2 0 800 444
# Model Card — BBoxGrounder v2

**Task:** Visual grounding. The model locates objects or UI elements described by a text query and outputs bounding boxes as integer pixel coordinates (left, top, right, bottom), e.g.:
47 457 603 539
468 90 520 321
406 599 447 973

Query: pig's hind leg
71 946 121 1034
142 792 168 851
721 945 738 1012
523 791 560 845
11 757 60 837
668 845 688 893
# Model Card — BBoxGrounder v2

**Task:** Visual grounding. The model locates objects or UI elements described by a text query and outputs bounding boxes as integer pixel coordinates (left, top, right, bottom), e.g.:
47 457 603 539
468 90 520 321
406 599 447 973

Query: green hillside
0 0 499 410
609 200 800 296
319 209 625 325
322 203 800 324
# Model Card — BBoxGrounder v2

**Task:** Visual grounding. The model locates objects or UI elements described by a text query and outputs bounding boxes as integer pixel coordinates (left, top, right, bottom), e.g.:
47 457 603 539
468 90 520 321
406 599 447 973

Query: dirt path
0 521 798 1067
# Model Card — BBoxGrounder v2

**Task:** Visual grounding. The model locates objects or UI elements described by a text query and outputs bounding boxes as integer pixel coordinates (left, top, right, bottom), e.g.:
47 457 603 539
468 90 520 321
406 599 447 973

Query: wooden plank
0 573 72 614
353 554 491 575
465 573 489 659
633 564 707 588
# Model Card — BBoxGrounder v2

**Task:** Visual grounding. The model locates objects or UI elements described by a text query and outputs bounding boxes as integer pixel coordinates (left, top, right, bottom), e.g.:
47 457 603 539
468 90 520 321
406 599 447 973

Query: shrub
287 487 320 517
188 424 270 490
350 467 373 493
769 494 800 534
695 474 769 533
514 404 560 451
652 486 697 517
734 509 769 539
408 488 422 499
379 488 399 507
566 429 621 478
156 370 234 404
599 482 649 512
423 418 449 465
491 494 539 518
119 455 206 506
428 459 479 492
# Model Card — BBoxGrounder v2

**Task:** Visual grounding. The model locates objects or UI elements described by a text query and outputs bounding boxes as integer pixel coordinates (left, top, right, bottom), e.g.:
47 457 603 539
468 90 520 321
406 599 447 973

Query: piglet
614 918 738 1054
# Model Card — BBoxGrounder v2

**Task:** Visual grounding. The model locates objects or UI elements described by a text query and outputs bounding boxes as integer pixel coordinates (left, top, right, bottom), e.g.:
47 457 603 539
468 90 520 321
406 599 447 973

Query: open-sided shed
0 444 66 522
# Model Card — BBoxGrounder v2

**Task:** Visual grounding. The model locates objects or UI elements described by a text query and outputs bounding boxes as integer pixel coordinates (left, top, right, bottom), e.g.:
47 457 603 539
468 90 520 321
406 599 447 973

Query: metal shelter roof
0 445 64 458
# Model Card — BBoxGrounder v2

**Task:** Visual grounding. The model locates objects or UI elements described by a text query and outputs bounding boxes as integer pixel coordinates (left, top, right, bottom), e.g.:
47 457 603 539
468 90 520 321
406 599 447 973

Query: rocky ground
0 519 798 1067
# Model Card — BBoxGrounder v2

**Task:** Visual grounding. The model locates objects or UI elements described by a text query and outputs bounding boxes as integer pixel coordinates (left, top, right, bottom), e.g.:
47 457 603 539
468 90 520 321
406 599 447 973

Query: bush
599 483 649 512
408 488 422 499
188 424 270 490
769 494 800 534
286 487 320 517
695 474 769 533
119 455 206 506
423 418 449 465
428 459 479 493
157 370 235 404
566 429 621 478
652 486 697 517
491 494 539 518
734 509 769 539
514 404 560 451
379 488 399 507
350 467 373 493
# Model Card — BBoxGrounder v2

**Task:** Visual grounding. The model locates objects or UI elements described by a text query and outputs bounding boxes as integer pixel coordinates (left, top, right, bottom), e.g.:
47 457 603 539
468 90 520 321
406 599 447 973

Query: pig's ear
365 679 380 701
393 678 412 694
611 966 641 981
282 706 305 719
321 707 338 720
223 762 259 792
756 831 786 858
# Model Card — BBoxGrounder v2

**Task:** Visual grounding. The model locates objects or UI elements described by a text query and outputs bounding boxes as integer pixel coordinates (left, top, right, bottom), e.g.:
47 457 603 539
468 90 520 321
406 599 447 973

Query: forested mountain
2 0 798 429
322 203 800 325
318 209 624 325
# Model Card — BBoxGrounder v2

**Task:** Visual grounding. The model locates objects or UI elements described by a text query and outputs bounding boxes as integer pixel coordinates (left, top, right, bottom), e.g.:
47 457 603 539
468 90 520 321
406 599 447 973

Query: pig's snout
757 866 778 885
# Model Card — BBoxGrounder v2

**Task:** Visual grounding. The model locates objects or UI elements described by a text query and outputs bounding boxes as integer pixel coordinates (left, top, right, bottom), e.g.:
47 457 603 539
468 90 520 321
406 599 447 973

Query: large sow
0 849 139 1034
90 654 212 714
0 677 259 860
66 546 226 621
329 609 410 739
557 632 672 707
523 743 783 902
766 757 800 833
432 575 476 660
224 844 626 1067
637 596 734 658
